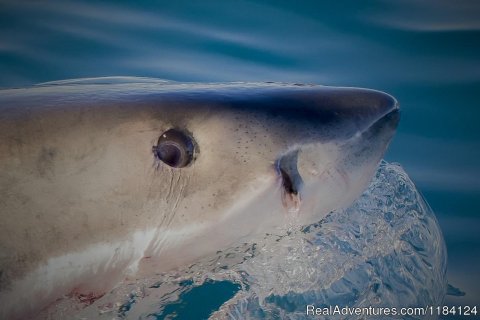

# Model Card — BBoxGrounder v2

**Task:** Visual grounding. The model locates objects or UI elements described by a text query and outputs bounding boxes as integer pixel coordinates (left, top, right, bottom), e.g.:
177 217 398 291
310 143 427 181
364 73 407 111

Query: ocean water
1 0 479 318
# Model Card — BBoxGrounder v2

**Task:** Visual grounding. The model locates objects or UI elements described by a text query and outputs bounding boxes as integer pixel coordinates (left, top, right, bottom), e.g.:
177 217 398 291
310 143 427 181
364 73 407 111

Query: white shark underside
0 77 399 319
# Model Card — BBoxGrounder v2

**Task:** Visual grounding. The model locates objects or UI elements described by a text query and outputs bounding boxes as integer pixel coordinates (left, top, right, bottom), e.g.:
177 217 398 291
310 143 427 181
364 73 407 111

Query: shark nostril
276 150 303 212
276 150 303 195
279 167 298 195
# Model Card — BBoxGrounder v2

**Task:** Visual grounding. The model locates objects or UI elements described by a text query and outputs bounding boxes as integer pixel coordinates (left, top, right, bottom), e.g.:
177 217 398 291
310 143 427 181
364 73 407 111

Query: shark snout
316 87 399 140
275 87 399 217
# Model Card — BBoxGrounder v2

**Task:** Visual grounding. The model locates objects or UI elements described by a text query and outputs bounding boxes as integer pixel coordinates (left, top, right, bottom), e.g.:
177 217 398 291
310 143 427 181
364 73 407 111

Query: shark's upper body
0 77 399 319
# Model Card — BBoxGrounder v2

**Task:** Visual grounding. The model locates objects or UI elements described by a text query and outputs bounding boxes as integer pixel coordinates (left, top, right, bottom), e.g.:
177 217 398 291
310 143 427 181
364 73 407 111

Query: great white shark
0 77 399 318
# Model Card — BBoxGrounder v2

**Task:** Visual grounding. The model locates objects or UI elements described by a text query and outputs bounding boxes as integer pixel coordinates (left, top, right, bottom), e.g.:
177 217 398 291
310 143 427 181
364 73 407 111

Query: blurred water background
1 0 479 315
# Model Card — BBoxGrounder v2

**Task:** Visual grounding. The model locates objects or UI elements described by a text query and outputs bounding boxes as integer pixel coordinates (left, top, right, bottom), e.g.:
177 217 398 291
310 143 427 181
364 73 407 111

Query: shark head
146 84 399 248
0 78 399 318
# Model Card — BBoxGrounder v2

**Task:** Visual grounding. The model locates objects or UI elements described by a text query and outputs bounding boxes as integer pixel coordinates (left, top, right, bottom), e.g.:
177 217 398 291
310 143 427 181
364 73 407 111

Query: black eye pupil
153 129 195 168
157 143 182 167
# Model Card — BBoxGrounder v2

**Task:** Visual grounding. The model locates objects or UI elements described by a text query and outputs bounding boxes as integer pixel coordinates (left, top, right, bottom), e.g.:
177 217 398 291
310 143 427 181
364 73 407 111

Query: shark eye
153 129 195 168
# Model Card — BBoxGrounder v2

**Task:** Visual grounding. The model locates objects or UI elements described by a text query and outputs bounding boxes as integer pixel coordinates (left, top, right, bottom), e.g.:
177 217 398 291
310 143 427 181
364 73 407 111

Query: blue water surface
1 0 479 317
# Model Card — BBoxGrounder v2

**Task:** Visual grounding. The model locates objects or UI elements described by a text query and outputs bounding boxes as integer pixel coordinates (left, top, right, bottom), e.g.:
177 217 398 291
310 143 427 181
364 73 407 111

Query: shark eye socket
153 129 195 168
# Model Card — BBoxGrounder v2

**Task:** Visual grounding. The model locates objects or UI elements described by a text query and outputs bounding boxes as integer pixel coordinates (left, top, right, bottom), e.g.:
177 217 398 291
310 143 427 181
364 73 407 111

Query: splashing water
43 161 447 319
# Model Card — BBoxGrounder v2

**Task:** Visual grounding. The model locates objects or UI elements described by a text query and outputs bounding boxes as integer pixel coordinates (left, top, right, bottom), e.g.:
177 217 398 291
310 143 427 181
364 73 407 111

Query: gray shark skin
0 77 399 319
